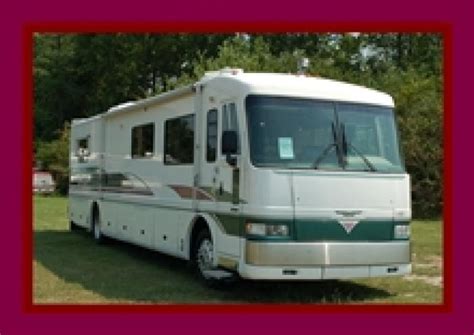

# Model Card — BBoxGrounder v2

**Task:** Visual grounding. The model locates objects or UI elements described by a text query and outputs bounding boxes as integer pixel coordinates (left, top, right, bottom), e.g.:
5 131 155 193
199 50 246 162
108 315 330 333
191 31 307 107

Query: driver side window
221 103 240 154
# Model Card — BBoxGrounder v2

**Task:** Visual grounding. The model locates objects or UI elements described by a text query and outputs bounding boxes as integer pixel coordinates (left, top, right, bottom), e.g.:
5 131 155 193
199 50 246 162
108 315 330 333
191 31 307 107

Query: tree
34 34 78 140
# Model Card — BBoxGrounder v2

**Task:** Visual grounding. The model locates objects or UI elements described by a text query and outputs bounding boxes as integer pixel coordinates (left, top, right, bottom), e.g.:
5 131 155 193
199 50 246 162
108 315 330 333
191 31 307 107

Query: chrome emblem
335 210 362 217
339 219 359 234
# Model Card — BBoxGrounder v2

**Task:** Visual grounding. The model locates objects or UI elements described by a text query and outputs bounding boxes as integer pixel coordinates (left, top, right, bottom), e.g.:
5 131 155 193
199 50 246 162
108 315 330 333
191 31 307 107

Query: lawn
33 196 443 304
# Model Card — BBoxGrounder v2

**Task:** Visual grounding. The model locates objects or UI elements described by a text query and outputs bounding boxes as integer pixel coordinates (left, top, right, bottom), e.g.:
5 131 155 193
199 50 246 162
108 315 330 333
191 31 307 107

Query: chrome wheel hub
197 239 214 275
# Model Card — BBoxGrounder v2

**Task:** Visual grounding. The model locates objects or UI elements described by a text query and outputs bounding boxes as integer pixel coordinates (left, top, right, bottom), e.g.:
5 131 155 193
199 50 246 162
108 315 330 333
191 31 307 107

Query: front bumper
239 240 411 280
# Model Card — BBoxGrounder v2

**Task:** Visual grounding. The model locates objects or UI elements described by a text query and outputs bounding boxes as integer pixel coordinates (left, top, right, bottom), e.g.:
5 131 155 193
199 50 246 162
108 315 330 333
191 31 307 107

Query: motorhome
69 68 411 283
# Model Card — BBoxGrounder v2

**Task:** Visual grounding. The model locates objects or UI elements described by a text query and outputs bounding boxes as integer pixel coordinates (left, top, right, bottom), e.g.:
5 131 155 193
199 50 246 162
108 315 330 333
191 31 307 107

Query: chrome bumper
245 240 410 266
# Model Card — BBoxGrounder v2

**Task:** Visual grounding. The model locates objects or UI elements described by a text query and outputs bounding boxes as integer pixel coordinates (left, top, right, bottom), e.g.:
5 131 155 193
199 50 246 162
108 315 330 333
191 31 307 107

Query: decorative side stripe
70 185 153 196
168 185 214 201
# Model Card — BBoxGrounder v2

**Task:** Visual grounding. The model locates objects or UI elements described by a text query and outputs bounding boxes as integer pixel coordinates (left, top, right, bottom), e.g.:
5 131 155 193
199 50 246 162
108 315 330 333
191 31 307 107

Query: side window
164 114 195 165
103 172 152 195
207 109 218 162
131 123 155 158
70 167 101 187
221 102 240 154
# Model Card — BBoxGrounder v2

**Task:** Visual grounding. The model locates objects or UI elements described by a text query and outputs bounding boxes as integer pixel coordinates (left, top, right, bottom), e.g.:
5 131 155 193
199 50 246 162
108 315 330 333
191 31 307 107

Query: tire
193 229 218 284
192 229 239 288
92 207 105 244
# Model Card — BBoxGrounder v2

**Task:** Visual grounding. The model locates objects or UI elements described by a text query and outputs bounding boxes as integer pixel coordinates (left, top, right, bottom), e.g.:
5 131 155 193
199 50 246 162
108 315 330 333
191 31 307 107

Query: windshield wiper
341 123 377 172
312 143 336 169
312 122 343 169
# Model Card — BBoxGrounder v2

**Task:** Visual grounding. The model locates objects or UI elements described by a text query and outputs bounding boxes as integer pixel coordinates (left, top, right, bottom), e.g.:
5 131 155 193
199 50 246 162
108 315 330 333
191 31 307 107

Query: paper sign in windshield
278 137 294 159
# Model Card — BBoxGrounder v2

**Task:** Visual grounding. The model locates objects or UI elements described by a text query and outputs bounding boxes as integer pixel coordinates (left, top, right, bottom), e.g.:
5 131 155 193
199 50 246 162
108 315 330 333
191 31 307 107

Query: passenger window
131 123 155 158
164 114 195 165
70 167 101 187
207 109 218 162
221 103 240 154
102 172 152 195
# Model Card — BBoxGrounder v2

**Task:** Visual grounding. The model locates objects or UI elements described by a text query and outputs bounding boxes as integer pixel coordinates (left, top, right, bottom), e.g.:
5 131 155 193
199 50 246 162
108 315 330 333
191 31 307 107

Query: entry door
196 101 241 212
197 107 220 209
195 87 220 214
196 94 242 257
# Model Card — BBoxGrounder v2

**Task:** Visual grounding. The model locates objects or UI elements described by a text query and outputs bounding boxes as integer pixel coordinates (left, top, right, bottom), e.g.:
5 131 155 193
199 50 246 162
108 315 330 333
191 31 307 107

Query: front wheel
194 229 215 281
192 229 238 287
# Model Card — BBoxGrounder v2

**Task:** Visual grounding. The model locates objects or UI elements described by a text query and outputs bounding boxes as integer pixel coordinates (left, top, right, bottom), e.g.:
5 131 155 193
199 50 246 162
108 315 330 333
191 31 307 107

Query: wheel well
190 216 210 259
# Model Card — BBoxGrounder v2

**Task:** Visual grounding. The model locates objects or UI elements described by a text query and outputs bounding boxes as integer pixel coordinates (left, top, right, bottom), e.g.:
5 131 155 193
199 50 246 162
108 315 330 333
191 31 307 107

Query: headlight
245 223 289 237
394 224 410 239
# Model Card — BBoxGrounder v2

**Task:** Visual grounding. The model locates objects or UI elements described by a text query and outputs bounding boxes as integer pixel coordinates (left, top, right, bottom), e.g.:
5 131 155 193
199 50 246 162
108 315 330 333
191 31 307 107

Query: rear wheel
92 207 105 244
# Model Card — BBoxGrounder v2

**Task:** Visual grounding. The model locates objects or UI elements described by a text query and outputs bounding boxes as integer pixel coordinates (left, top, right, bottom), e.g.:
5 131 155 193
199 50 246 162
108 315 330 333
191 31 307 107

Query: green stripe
214 214 409 242
295 219 409 241
199 186 247 204
214 214 242 236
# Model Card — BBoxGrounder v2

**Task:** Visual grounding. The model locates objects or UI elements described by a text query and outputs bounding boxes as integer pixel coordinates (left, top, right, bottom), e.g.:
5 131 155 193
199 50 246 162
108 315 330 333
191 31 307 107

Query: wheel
192 229 239 287
92 208 105 244
194 229 216 281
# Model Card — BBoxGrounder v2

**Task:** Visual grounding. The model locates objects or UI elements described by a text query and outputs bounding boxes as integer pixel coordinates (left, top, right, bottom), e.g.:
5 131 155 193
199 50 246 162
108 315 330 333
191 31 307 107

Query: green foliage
34 34 78 141
190 36 288 75
34 33 443 217
34 34 233 140
386 71 442 217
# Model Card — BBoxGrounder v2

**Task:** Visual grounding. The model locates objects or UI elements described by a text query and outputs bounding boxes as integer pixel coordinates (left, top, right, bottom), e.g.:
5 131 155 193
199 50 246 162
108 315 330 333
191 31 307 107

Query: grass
33 196 443 304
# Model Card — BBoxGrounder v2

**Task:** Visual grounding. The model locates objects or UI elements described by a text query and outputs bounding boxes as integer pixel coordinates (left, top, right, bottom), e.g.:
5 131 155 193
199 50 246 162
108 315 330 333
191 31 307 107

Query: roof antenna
297 57 310 75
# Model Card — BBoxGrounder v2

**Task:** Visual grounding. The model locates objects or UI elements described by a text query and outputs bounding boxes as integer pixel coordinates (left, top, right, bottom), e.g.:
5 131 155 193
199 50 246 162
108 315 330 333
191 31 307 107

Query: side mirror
221 130 238 166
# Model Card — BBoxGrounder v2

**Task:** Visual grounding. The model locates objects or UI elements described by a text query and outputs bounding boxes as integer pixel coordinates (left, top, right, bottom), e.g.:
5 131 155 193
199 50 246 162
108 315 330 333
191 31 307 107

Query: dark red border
441 24 453 314
23 24 34 315
25 22 452 314
26 21 451 33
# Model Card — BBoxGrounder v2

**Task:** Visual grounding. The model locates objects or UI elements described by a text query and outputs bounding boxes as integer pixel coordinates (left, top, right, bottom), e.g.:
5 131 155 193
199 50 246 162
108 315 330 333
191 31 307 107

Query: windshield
245 95 404 173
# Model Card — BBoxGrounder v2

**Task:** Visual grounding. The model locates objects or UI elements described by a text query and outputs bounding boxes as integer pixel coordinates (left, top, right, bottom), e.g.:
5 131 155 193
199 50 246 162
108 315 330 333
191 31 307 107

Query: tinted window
222 103 240 154
70 167 101 187
337 103 403 171
207 109 218 162
131 123 154 158
246 95 404 172
164 114 195 165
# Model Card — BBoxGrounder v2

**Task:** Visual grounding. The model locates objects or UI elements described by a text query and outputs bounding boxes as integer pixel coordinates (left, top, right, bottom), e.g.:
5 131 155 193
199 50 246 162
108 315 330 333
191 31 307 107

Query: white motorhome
69 68 411 283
